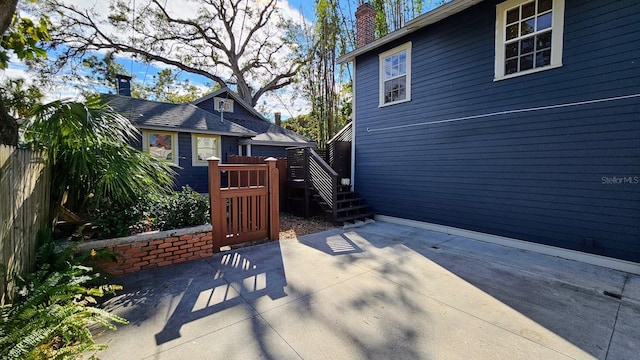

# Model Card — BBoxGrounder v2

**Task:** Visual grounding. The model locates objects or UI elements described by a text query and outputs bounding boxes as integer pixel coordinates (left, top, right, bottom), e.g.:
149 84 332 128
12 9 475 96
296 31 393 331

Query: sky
0 0 434 121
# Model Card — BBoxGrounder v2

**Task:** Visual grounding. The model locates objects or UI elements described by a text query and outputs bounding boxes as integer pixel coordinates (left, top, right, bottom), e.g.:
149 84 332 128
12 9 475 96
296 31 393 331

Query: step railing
287 147 338 221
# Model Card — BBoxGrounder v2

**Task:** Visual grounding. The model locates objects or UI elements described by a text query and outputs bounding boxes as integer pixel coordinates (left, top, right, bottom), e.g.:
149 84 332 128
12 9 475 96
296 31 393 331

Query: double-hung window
495 0 564 80
379 42 412 106
192 134 220 166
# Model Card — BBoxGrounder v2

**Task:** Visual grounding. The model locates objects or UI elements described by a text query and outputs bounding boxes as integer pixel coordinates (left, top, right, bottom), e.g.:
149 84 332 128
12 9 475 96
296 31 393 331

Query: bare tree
33 0 306 106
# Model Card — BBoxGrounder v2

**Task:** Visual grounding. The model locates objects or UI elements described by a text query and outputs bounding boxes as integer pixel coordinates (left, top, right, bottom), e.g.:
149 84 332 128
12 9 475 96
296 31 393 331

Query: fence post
265 158 280 240
208 157 222 253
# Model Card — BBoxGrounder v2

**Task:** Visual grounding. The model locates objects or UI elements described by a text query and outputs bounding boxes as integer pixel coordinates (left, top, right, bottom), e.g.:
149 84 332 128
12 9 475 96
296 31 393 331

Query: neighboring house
339 1 639 268
103 91 256 193
191 87 315 158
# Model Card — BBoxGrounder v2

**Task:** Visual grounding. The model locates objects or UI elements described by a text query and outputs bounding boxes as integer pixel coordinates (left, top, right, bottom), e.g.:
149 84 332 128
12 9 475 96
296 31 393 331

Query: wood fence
228 155 287 209
208 157 279 252
0 145 50 305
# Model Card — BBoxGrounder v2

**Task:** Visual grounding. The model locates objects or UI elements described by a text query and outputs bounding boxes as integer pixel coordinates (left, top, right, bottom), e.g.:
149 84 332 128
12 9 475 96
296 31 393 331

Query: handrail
306 147 338 221
327 121 353 145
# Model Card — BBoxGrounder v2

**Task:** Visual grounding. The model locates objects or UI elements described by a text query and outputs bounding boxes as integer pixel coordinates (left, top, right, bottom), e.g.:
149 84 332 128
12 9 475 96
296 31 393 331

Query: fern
0 233 128 359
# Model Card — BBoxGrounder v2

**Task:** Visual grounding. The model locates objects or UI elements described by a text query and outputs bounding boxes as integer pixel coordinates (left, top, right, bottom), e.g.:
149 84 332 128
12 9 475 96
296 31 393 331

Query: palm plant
22 94 176 213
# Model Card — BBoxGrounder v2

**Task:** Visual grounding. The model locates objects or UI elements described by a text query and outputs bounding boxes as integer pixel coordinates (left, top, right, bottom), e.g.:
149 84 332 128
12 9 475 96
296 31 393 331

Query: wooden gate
208 157 279 252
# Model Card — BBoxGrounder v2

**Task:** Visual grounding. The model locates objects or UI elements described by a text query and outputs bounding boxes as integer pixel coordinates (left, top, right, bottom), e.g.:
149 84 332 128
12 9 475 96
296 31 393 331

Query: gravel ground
279 212 337 240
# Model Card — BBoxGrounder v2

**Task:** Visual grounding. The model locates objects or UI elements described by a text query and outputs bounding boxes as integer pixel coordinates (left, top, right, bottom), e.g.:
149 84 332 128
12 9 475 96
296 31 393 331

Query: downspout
350 60 357 191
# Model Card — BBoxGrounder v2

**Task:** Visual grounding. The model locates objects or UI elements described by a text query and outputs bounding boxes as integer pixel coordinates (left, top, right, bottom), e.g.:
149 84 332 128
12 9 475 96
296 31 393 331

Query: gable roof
338 0 484 64
192 87 315 147
102 94 256 137
191 87 268 121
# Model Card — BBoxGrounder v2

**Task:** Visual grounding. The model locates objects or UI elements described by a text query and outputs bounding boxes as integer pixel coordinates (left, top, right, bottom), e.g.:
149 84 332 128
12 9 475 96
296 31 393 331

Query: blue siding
251 145 287 158
353 0 640 261
195 97 256 119
132 133 239 193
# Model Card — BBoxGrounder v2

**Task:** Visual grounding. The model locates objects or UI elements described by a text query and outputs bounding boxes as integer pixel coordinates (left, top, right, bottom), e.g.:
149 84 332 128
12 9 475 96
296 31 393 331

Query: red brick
180 243 194 250
131 242 147 248
141 245 157 252
133 261 149 267
173 249 187 255
157 260 173 267
148 249 164 255
141 263 157 270
179 234 191 241
193 241 208 247
201 235 213 241
173 240 186 246
142 255 156 261
165 237 178 242
165 255 180 261
200 244 213 250
164 246 179 252
173 258 187 264
149 239 164 245
125 247 144 254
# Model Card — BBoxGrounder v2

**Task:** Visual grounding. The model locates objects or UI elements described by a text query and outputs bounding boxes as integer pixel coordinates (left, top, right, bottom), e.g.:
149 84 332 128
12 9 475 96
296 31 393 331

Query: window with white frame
213 97 234 112
143 130 178 164
192 134 220 166
379 42 412 106
495 0 564 80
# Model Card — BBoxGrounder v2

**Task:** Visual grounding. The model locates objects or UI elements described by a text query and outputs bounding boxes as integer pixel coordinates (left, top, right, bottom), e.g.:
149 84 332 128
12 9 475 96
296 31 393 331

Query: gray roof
338 0 483 63
102 94 256 137
191 88 315 147
232 117 314 146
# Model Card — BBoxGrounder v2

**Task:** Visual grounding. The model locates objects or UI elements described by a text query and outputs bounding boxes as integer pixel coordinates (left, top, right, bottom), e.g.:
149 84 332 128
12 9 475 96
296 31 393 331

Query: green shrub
149 186 210 231
92 186 210 238
0 231 127 359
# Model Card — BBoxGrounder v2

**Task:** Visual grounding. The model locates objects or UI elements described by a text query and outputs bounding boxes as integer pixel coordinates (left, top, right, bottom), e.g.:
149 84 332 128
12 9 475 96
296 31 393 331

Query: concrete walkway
92 222 640 359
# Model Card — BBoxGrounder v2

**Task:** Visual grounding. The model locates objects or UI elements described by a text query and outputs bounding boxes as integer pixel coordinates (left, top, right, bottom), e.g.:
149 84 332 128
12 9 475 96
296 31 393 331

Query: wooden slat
0 145 50 305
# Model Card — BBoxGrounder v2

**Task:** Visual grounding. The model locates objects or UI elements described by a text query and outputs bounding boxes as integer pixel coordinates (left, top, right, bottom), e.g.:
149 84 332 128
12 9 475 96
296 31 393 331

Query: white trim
494 0 565 80
338 0 483 64
376 215 640 275
142 130 179 165
379 42 412 107
191 133 221 167
247 144 252 156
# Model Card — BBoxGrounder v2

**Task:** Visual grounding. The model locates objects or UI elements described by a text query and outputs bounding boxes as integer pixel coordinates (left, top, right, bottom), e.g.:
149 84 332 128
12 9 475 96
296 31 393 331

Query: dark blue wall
133 132 239 193
353 0 640 261
195 96 255 119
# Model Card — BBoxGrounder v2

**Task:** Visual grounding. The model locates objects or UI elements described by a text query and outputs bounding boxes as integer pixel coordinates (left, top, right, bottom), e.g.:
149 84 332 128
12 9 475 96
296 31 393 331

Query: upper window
379 42 412 107
192 134 220 166
144 130 178 164
213 97 234 112
495 0 564 80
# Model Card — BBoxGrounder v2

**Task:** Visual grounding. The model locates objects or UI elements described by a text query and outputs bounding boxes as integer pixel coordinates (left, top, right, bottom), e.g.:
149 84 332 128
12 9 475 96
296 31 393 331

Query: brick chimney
116 74 132 97
355 3 376 48
274 112 281 126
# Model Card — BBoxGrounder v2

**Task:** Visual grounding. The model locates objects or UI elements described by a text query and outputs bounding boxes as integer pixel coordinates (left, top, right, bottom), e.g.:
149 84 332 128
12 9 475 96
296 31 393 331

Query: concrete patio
92 221 640 359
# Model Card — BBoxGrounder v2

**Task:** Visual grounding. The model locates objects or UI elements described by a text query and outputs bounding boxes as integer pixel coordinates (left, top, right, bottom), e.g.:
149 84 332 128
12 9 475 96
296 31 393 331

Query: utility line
366 93 640 133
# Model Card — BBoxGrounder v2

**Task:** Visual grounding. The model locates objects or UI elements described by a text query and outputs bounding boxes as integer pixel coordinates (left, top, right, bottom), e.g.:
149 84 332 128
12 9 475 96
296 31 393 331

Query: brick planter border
77 225 213 275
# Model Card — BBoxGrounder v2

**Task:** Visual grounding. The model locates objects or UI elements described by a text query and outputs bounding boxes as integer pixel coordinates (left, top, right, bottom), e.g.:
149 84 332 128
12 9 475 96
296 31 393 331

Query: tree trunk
0 0 19 146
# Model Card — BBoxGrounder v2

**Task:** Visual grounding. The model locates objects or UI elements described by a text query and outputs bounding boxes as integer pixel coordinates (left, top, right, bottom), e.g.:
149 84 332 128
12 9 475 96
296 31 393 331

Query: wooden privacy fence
0 145 50 305
228 155 287 209
208 157 279 252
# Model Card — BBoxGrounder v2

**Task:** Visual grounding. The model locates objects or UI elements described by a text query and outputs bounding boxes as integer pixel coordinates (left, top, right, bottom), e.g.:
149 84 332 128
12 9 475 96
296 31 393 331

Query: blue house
191 87 315 158
338 0 639 270
105 82 313 193
104 93 256 193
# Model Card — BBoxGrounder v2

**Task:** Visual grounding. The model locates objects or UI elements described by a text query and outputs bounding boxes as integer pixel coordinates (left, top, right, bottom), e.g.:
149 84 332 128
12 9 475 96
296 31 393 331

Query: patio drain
603 290 622 300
